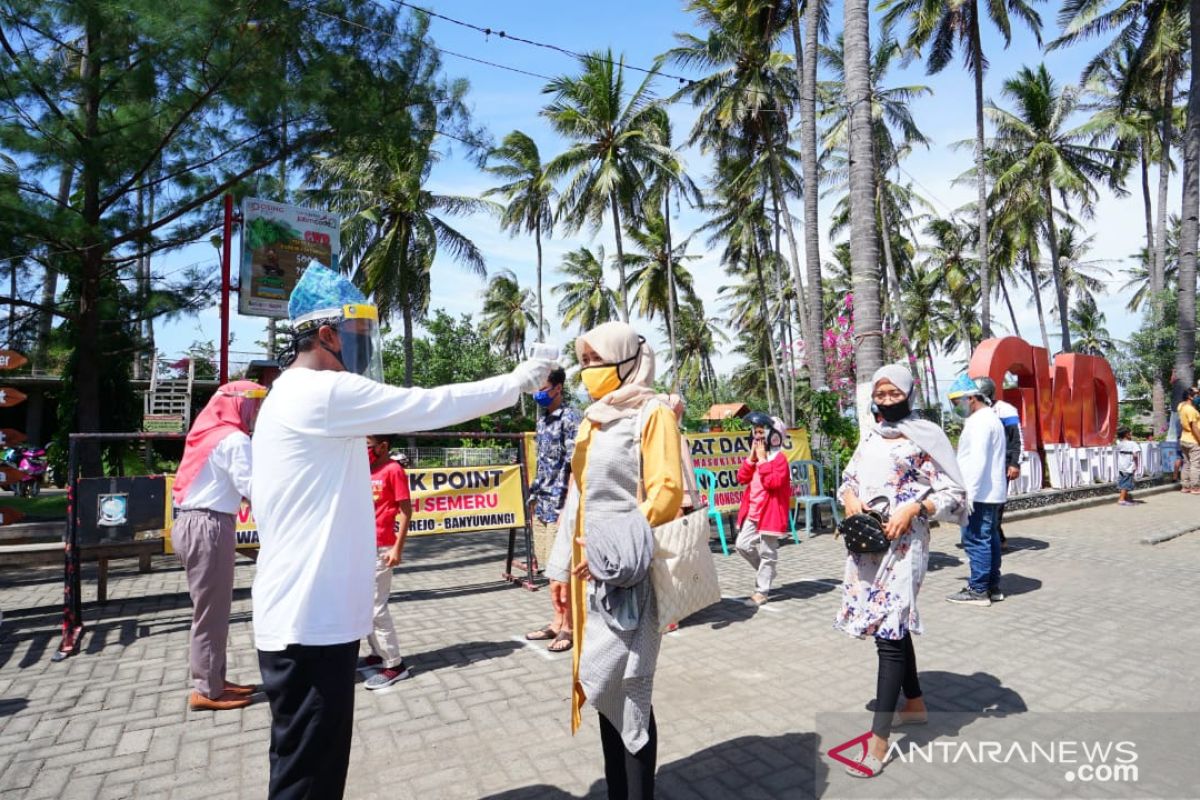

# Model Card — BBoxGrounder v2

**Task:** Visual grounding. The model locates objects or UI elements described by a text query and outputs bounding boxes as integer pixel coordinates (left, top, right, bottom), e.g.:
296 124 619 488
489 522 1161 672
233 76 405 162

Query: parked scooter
2 445 46 497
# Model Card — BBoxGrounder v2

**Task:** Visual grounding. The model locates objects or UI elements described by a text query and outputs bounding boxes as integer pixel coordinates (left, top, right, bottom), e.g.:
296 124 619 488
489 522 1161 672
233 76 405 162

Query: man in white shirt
978 378 1023 550
946 375 1007 607
252 266 551 800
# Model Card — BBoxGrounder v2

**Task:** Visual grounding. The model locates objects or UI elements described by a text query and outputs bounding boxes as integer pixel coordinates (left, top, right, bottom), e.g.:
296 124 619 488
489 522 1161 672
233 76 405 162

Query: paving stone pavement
2 491 1199 799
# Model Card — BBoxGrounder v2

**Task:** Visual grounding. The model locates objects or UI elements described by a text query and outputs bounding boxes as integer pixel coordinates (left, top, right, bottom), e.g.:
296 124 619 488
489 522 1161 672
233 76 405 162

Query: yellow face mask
581 365 623 400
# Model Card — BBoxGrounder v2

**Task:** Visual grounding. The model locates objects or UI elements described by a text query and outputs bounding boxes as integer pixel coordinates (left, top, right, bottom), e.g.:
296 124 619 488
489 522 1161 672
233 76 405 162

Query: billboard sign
239 197 340 318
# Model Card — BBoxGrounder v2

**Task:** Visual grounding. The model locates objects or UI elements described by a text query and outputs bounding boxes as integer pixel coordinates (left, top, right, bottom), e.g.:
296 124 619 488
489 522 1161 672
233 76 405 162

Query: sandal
525 625 558 641
845 753 884 778
547 629 573 652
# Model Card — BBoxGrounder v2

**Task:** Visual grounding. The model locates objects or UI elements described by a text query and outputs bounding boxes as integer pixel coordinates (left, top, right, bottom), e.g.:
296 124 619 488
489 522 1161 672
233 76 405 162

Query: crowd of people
171 264 1146 797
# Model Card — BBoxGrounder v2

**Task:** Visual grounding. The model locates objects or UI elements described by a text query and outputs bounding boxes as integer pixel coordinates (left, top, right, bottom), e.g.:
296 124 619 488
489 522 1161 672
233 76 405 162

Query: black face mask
322 330 375 376
875 399 911 423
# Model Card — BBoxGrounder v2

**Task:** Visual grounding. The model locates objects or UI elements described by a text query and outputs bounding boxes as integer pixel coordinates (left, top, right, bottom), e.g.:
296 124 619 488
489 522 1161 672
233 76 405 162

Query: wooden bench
0 538 164 603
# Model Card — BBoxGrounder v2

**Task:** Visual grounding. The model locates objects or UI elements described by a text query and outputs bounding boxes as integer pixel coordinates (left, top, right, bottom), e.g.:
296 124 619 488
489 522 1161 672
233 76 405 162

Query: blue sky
156 0 1169 391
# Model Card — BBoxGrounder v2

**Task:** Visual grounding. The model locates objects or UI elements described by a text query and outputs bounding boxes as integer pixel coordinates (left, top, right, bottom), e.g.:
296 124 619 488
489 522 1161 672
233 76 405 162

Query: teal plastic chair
790 459 840 537
693 468 730 556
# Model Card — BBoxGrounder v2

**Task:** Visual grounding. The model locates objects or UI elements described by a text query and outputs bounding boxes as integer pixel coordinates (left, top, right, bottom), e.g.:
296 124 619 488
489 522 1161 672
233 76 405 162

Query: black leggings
599 710 657 800
872 633 922 738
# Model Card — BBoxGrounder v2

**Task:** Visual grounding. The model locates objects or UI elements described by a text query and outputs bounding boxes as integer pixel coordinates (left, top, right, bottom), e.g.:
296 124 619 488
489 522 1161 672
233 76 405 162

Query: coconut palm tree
882 0 1043 338
1177 0 1199 403
622 213 701 327
986 64 1115 353
641 109 703 386
1049 0 1189 306
1068 295 1114 356
664 0 828 389
311 139 494 387
670 300 727 394
480 270 537 359
483 131 556 337
1043 226 1111 307
542 51 674 323
921 216 981 354
553 245 620 333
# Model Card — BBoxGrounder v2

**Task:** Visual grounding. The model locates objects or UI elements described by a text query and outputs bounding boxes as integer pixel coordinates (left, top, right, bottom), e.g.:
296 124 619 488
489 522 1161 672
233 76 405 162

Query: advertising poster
239 197 340 318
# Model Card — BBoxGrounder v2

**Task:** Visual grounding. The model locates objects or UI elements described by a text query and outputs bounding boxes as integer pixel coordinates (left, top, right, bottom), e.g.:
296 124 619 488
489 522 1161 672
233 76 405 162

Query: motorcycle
17 447 46 497
3 445 46 497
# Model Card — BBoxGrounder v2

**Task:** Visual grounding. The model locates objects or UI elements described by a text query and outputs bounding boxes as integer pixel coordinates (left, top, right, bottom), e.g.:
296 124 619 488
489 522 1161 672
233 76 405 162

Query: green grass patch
1 492 68 520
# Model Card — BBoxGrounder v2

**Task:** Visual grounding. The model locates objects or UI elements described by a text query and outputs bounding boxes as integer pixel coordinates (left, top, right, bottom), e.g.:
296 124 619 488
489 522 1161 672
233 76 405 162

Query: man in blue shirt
523 366 581 652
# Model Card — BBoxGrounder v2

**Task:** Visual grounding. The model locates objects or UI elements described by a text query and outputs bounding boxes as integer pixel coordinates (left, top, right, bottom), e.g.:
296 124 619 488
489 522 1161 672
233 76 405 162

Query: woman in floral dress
835 364 967 778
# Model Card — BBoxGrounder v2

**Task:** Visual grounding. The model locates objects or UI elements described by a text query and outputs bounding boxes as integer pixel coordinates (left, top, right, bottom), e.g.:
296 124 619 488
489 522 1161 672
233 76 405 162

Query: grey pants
174 509 236 698
736 519 779 596
1183 442 1200 489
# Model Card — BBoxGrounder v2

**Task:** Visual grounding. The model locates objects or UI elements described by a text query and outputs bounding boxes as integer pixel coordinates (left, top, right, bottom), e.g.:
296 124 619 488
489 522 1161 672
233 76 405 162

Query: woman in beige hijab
544 321 683 798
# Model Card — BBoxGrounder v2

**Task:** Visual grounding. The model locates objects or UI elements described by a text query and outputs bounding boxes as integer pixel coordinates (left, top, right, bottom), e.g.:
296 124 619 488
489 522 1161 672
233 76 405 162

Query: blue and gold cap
287 265 369 321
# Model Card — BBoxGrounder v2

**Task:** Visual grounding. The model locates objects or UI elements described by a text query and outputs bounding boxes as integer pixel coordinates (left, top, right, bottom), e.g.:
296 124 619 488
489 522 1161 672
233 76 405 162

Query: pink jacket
735 453 792 535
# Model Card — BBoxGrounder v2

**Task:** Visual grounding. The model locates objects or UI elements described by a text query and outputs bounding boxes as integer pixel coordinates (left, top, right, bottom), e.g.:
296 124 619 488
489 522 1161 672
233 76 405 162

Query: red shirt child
369 438 412 562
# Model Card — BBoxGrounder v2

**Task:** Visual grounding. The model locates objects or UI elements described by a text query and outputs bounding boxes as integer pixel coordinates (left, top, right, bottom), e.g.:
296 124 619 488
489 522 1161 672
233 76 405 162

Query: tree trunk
663 192 679 391
1027 246 1052 357
926 350 939 409
8 259 15 349
793 3 827 394
764 133 819 391
1141 138 1156 266
610 193 629 322
1174 0 1199 406
877 151 918 395
999 278 1021 337
770 202 795 422
76 9 103 476
1146 133 1167 432
752 240 789 417
1154 69 1175 294
401 302 414 388
970 6 991 338
535 222 545 340
1043 187 1071 352
843 0 884 383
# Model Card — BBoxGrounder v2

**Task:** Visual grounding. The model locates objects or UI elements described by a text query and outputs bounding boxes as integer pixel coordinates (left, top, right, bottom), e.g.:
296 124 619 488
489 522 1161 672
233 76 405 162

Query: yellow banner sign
688 428 813 511
162 476 258 553
163 464 529 550
408 465 526 536
523 424 813 512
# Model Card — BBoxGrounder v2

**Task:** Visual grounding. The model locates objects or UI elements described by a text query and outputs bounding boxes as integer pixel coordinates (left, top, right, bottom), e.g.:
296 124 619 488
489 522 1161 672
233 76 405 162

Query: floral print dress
834 432 966 641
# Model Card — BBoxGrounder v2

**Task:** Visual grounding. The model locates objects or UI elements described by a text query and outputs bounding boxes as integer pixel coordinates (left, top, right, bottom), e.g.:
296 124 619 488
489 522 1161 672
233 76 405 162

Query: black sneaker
946 588 991 606
988 588 1006 602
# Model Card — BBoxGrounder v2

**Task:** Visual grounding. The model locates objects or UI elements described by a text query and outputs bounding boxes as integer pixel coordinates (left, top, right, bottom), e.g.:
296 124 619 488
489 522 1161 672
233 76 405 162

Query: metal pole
220 194 233 385
53 435 82 661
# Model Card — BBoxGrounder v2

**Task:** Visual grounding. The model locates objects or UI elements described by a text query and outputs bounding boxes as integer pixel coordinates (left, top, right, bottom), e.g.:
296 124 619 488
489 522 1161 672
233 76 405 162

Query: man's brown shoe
189 691 252 711
223 681 258 695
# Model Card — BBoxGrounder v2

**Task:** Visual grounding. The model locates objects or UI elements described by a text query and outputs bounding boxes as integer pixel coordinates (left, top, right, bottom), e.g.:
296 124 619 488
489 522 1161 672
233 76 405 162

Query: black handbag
836 497 891 554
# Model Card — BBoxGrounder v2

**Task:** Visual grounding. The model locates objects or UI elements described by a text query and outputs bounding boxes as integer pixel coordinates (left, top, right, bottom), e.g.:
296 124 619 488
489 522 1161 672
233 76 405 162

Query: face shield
294 303 384 382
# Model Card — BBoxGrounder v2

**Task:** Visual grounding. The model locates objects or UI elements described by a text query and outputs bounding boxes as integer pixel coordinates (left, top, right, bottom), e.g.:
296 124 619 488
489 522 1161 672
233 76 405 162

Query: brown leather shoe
189 691 252 711
223 681 258 695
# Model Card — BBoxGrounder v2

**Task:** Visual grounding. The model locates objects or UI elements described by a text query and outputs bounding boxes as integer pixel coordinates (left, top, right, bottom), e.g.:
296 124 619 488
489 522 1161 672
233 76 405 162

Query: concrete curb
1002 482 1180 524
1141 525 1199 545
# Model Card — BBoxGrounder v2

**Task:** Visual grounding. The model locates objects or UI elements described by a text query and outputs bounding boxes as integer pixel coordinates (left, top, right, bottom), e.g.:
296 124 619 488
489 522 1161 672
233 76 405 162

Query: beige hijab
577 321 657 425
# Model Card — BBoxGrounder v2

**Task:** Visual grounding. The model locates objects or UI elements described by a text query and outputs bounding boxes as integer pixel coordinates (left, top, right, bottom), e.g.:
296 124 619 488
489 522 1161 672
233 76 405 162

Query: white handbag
637 402 722 632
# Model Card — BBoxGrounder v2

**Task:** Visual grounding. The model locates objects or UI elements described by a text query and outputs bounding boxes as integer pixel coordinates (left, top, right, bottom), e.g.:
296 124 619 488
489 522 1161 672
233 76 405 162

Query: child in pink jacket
735 413 793 605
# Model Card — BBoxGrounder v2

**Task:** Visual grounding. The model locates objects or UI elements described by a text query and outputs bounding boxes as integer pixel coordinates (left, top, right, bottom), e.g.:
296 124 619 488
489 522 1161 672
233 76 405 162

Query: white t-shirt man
957 405 1008 505
250 368 526 651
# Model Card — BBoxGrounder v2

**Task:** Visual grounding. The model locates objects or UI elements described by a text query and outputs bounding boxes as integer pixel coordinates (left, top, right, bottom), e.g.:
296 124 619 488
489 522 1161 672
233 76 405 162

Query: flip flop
525 625 558 641
548 629 573 652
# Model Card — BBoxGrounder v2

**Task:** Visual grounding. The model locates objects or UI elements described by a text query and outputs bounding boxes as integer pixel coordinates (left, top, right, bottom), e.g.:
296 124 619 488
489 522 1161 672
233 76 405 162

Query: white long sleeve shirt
178 433 253 514
250 367 523 651
957 407 1008 505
